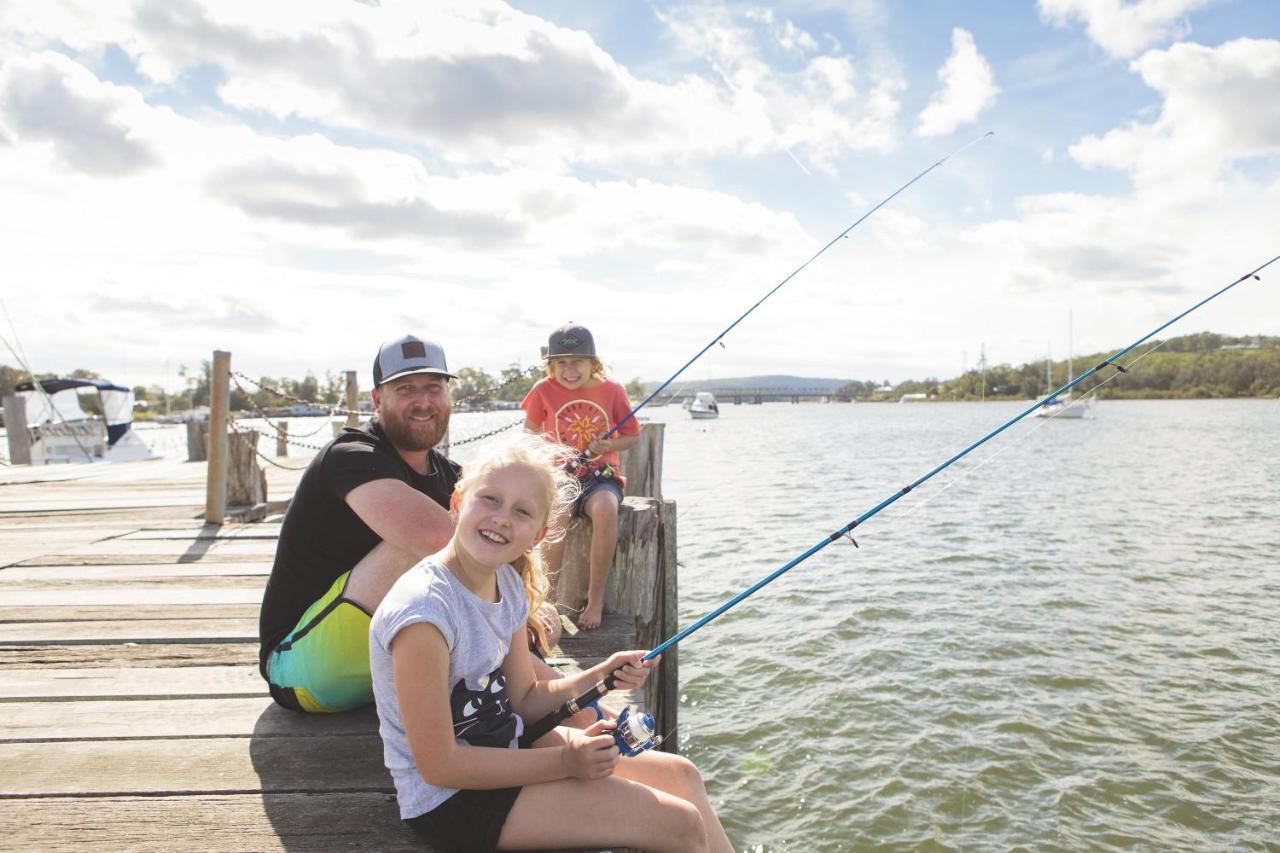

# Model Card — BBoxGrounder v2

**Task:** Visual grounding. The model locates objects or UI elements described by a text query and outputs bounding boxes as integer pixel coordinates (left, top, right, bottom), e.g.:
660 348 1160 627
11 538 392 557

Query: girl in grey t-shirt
369 433 731 852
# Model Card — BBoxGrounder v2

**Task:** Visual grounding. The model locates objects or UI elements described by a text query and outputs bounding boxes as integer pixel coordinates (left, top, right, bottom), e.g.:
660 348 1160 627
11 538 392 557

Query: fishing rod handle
520 675 617 746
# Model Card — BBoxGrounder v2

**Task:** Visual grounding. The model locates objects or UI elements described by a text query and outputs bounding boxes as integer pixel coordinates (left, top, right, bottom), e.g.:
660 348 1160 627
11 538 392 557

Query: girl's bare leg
613 749 733 853
498 775 707 852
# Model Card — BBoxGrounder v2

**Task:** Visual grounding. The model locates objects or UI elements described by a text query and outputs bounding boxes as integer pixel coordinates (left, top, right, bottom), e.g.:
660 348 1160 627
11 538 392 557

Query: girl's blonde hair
545 355 608 382
452 432 581 652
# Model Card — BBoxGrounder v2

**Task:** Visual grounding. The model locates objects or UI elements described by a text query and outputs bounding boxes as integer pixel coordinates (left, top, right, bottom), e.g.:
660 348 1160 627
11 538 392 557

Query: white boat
1034 313 1091 419
688 391 719 419
11 377 160 464
1035 394 1089 419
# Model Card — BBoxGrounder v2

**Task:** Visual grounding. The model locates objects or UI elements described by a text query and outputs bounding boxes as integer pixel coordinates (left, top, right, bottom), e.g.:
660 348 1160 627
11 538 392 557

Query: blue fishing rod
599 131 994 441
523 254 1276 747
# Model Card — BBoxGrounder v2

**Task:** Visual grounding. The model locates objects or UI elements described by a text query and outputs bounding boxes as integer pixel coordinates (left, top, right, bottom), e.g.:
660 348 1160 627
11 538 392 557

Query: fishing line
601 131 995 441
521 254 1276 745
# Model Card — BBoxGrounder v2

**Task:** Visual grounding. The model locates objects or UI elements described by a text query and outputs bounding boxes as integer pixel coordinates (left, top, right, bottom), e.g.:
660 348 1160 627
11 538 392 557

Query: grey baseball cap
372 335 456 386
545 322 596 359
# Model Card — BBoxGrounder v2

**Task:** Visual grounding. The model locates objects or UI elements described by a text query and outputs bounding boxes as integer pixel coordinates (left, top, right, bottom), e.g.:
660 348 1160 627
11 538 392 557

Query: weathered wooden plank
0 666 265 700
0 735 392 796
3 698 377 742
0 642 256 670
0 793 418 852
14 552 272 566
39 539 277 557
117 526 281 541
0 587 263 608
0 618 257 644
0 563 270 583
0 602 258 622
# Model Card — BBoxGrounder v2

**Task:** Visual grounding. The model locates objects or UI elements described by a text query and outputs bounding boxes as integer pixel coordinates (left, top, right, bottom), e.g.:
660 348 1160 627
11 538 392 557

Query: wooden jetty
0 422 677 851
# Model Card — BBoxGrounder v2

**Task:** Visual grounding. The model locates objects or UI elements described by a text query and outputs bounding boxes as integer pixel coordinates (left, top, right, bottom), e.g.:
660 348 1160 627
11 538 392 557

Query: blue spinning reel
611 706 663 757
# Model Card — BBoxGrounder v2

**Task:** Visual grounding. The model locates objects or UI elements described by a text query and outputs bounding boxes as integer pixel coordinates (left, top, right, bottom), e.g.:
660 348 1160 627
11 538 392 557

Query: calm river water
463 399 1278 851
158 399 1279 850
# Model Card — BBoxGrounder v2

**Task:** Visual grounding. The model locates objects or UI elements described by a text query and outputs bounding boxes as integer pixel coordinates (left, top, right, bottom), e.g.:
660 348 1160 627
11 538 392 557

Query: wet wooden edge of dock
0 447 673 852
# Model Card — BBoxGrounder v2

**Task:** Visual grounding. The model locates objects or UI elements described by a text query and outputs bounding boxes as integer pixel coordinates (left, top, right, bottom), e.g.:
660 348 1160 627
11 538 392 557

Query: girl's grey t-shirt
370 558 529 819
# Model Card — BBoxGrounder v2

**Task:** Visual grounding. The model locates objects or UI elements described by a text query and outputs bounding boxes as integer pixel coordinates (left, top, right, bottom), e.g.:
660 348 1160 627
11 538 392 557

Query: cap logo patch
401 341 427 359
559 335 580 348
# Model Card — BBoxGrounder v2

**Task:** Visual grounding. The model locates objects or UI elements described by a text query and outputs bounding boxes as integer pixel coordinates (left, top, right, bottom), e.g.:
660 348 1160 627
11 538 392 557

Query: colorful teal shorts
264 570 373 713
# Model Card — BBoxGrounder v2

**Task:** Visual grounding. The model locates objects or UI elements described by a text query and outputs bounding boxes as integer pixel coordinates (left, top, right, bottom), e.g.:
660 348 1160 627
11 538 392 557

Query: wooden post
619 422 663 500
185 420 209 462
344 370 359 427
3 395 31 465
205 350 231 525
555 497 678 752
275 421 288 456
227 429 266 507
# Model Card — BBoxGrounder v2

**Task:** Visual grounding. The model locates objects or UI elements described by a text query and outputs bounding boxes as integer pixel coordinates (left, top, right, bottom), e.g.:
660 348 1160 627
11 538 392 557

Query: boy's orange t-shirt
520 377 640 483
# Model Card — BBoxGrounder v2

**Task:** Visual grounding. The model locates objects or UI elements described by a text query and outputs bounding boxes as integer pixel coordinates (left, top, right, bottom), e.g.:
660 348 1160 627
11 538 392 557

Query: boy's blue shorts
574 476 623 518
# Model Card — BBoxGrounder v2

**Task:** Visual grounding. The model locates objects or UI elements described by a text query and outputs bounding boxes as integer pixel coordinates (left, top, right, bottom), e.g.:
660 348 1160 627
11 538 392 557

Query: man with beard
259 335 460 713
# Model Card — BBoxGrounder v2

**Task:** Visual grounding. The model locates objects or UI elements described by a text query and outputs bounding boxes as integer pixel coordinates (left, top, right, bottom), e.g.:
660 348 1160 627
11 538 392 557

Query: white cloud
0 50 160 175
655 3 904 167
915 28 998 138
1038 0 1210 59
1069 38 1280 191
4 0 900 172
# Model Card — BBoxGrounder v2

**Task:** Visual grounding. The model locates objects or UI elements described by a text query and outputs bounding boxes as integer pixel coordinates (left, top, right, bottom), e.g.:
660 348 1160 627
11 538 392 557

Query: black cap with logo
545 323 596 359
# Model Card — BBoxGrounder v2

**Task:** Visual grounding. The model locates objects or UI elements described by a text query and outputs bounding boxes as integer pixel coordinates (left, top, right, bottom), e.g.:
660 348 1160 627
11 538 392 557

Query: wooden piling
2 394 31 465
344 370 359 428
186 420 210 462
275 422 288 457
227 429 266 510
205 350 231 525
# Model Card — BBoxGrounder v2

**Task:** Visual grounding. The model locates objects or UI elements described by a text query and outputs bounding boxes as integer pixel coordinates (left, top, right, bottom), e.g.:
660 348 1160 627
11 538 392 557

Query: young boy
521 323 641 629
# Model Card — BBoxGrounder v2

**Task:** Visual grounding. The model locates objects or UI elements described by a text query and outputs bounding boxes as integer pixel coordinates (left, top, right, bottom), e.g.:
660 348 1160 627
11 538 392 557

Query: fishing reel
611 706 664 757
583 701 664 757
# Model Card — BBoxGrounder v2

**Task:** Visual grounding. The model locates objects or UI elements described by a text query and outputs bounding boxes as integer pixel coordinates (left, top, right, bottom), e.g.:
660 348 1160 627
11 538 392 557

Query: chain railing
228 367 540 455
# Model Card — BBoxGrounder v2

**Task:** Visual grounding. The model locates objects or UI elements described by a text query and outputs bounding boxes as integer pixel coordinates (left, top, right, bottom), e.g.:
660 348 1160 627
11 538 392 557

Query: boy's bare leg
342 540 419 613
579 490 619 630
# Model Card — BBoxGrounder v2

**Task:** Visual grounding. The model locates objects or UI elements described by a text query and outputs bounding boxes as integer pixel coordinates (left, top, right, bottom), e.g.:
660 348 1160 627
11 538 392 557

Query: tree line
836 333 1280 401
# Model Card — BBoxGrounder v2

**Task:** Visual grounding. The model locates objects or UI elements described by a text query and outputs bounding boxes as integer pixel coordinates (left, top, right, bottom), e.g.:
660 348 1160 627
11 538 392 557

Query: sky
1 0 1277 391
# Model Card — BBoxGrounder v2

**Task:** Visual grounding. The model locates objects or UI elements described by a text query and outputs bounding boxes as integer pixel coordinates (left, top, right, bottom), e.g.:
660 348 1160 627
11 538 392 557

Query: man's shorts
573 472 624 519
264 570 372 713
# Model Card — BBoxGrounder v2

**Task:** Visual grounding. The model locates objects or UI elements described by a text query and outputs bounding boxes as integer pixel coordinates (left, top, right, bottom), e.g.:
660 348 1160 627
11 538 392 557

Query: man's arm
345 479 454 560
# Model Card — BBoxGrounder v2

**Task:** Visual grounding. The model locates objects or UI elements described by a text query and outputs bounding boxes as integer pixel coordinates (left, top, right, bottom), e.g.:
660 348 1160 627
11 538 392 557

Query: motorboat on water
688 391 719 419
10 377 160 464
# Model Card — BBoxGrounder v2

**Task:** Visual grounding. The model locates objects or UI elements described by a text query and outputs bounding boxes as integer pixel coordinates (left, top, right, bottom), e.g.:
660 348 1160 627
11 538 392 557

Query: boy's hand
603 650 658 691
587 437 610 455
561 719 620 779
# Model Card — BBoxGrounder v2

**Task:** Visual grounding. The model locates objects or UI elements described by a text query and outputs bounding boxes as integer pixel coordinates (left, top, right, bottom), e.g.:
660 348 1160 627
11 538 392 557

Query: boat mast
1068 310 1074 384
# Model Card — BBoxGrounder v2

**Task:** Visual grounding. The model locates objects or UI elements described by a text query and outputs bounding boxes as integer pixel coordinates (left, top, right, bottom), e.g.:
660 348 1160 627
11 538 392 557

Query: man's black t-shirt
258 420 460 676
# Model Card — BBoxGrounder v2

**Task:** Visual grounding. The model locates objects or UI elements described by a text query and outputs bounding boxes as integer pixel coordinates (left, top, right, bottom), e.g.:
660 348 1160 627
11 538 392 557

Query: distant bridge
662 387 850 405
